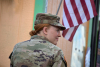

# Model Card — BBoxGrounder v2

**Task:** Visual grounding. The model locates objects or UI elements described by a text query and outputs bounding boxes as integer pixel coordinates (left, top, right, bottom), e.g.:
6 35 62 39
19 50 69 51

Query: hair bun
29 30 36 36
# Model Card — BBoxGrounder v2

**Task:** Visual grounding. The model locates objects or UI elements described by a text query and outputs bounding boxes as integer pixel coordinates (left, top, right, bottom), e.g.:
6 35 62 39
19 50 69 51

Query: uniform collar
31 35 48 41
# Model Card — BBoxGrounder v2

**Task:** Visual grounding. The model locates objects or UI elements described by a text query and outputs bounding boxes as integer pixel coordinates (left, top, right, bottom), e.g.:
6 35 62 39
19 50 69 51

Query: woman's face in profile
45 26 61 45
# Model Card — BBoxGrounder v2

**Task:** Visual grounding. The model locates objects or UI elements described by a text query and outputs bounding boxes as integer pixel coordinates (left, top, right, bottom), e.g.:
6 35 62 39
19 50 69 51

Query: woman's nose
58 32 61 37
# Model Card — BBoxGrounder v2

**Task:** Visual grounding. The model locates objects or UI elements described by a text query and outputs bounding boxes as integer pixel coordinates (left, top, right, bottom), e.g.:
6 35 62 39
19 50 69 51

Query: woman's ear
43 27 48 35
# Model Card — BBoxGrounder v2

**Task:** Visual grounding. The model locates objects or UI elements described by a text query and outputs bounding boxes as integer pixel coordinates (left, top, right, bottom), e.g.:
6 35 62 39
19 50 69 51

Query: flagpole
90 0 99 67
56 0 63 15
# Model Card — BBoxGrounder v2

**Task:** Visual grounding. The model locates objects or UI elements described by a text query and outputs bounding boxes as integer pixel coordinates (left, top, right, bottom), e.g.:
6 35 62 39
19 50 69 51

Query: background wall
0 0 35 67
0 0 89 67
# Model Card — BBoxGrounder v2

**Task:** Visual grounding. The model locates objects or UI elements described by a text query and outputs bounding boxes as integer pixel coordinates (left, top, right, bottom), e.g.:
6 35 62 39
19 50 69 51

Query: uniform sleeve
9 52 13 67
52 50 67 67
9 43 20 67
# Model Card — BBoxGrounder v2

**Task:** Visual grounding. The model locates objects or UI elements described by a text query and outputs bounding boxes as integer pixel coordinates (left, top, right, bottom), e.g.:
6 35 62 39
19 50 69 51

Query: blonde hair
29 24 50 36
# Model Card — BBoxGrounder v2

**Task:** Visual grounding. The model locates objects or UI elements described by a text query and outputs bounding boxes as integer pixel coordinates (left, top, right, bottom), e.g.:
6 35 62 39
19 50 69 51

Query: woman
9 13 67 67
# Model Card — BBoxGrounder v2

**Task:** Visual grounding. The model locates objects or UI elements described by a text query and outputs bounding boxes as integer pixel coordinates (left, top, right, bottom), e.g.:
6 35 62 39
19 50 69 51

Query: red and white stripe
62 0 97 41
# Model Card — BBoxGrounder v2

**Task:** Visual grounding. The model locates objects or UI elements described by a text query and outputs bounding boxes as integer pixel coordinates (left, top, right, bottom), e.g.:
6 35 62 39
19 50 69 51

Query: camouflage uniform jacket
10 35 67 67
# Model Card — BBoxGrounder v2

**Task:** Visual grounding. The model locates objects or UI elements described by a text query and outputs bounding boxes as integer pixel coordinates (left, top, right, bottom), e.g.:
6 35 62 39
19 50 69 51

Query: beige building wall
0 0 35 67
0 0 89 67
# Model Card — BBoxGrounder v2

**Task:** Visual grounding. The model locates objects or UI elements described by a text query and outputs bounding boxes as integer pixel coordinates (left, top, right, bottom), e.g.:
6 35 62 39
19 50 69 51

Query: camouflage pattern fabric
10 35 67 67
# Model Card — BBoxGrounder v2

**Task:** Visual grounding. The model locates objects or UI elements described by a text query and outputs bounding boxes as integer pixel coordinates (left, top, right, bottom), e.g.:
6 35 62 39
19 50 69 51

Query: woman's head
42 25 61 45
29 13 66 45
29 24 61 45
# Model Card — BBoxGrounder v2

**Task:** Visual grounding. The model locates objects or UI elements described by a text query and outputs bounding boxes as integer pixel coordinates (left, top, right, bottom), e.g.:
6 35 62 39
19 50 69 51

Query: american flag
62 0 97 41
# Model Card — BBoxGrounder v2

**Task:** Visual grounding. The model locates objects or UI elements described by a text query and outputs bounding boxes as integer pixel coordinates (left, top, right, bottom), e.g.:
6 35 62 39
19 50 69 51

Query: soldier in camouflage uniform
9 13 67 67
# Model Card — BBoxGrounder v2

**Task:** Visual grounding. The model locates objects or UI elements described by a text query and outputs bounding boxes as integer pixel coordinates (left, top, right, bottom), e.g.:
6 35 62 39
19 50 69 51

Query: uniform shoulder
48 43 64 55
13 40 31 52
47 42 62 51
